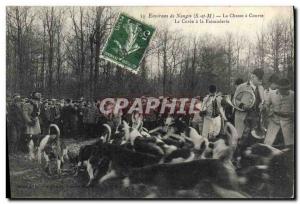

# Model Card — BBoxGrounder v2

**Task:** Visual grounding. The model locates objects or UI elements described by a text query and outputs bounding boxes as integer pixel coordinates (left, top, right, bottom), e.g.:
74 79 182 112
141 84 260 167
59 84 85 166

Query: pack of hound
29 115 293 198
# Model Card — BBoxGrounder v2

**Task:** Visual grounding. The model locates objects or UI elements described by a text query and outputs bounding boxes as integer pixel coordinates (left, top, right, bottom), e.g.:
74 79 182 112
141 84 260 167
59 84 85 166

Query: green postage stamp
101 13 155 73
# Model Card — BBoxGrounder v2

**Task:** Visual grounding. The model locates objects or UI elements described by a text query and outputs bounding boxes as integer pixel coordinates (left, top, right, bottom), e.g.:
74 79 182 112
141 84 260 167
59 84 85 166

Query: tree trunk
80 8 85 98
16 7 24 94
94 7 102 98
89 35 94 100
41 21 46 95
162 31 167 96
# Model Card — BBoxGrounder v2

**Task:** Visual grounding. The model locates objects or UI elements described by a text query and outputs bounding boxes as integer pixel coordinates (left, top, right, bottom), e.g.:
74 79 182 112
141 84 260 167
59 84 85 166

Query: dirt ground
8 138 218 199
8 152 218 199
9 153 127 198
7 137 152 199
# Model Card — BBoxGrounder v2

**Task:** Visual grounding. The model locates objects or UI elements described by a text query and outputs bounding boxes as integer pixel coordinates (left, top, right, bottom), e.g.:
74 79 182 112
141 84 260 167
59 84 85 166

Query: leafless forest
6 7 294 99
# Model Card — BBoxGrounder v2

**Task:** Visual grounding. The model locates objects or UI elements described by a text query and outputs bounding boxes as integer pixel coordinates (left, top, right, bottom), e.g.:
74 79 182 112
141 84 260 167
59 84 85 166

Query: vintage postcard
6 6 295 199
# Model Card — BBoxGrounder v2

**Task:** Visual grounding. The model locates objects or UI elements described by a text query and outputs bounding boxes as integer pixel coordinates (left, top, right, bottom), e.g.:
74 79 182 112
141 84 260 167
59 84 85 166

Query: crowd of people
7 95 105 154
6 68 294 157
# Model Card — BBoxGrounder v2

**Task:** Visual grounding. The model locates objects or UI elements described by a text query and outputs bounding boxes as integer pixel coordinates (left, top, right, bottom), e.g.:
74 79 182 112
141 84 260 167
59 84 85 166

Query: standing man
83 101 98 138
77 99 85 139
61 99 76 138
22 92 42 160
7 93 24 153
265 73 280 94
40 100 51 134
264 78 294 146
262 73 280 128
200 85 227 139
233 69 265 138
222 78 244 125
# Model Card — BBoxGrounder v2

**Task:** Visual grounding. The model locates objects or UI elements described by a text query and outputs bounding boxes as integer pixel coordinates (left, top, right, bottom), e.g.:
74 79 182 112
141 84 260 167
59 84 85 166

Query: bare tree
6 6 294 98
93 7 115 98
55 8 65 98
224 32 236 90
40 18 46 94
235 34 245 72
7 7 35 94
267 19 284 73
44 7 56 97
70 7 86 97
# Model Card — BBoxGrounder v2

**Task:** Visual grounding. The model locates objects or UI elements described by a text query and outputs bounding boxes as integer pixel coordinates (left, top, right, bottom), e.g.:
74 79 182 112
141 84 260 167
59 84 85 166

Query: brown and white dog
37 124 68 175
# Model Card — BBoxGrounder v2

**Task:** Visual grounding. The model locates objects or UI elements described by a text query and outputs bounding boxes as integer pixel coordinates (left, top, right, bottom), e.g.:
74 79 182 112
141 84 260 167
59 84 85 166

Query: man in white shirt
233 69 265 138
263 73 280 128
200 85 227 139
264 78 294 146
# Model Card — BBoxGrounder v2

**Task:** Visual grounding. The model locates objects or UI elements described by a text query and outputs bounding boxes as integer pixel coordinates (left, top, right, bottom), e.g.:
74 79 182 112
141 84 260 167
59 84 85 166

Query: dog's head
162 144 178 156
163 117 187 134
244 143 282 158
48 124 60 137
100 124 112 143
173 118 188 134
241 143 283 167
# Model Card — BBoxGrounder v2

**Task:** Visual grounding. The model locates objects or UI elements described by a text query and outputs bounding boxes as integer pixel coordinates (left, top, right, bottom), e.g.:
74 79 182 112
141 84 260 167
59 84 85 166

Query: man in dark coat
7 93 24 153
61 99 77 138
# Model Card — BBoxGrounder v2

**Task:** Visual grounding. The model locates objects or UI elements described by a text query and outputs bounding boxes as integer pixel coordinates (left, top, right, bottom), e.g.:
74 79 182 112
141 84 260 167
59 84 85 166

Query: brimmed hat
31 92 41 100
277 78 290 89
13 93 21 99
268 73 280 84
252 69 264 80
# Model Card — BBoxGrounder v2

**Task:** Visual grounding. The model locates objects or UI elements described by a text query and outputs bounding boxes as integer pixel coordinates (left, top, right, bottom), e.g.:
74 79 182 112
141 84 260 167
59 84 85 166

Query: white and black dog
37 124 69 175
76 121 162 187
75 124 112 186
202 122 239 160
120 119 195 165
122 158 248 198
97 142 163 185
237 143 294 198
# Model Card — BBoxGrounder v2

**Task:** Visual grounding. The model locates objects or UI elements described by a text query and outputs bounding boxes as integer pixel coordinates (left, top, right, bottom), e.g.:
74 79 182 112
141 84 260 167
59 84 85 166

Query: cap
252 69 264 80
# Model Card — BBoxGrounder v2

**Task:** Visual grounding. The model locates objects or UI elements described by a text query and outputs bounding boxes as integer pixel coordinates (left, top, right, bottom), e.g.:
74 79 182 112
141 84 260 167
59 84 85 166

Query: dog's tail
102 124 112 143
48 124 62 155
48 124 61 138
224 122 239 150
211 184 249 198
123 120 130 142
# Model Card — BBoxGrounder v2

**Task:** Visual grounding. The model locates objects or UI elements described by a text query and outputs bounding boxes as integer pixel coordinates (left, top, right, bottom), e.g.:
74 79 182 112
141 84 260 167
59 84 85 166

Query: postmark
101 13 155 74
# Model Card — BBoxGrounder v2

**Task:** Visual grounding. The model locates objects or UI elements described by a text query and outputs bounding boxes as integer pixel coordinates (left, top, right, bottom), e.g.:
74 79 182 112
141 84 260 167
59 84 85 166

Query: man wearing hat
22 92 42 159
233 68 265 138
262 73 280 127
200 84 227 139
264 78 294 146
